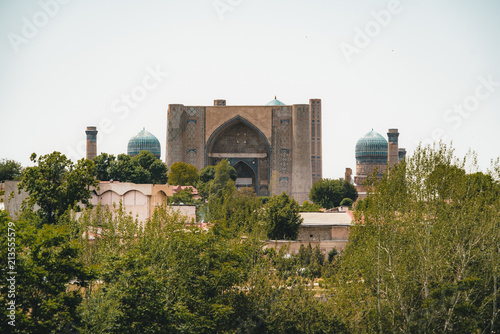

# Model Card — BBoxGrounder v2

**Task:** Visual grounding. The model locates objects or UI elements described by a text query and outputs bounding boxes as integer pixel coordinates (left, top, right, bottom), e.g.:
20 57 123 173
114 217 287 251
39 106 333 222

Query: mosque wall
167 99 322 202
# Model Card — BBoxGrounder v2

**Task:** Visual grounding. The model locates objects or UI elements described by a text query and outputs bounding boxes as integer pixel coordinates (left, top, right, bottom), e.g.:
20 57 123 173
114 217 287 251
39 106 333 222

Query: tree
198 163 236 200
93 153 115 181
149 159 168 184
78 205 257 333
167 161 199 186
339 198 353 207
309 178 358 209
335 143 500 333
18 152 98 225
199 165 216 183
209 160 237 197
169 187 195 205
105 152 168 184
0 211 94 333
263 192 303 240
299 200 321 212
0 159 23 181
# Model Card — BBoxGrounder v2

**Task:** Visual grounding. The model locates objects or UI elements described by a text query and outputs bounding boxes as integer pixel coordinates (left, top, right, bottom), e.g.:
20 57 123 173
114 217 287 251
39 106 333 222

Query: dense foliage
18 152 98 225
95 151 168 184
309 178 358 209
0 159 23 181
167 161 199 186
0 210 94 333
335 144 500 333
4 146 499 333
263 192 303 240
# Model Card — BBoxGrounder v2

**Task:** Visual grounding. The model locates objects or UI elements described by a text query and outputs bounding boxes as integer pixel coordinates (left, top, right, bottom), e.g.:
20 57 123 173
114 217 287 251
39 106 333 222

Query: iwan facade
166 98 322 204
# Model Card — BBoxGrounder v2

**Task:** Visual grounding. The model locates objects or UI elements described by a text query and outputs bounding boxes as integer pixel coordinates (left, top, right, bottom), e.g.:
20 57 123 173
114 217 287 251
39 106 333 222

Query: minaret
85 126 98 160
387 129 399 169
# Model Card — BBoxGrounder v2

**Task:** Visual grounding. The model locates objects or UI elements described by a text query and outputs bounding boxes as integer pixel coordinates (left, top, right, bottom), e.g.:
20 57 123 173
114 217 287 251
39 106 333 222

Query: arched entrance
206 117 270 195
233 161 256 191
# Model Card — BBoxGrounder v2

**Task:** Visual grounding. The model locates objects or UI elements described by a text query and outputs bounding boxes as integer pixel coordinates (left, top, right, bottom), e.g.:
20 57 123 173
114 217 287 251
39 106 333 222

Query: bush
339 198 353 207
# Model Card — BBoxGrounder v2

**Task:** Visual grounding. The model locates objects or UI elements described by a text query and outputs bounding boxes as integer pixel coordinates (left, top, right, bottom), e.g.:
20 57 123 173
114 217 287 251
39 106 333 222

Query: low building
4 180 196 223
91 182 196 222
264 211 353 256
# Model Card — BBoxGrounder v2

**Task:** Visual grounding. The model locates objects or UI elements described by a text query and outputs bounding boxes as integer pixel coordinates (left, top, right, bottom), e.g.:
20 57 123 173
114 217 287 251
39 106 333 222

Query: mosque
165 97 322 204
85 99 405 204
347 128 406 199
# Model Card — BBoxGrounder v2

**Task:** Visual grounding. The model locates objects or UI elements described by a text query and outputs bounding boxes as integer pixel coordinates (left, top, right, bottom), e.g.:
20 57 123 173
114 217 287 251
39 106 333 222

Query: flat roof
300 212 352 226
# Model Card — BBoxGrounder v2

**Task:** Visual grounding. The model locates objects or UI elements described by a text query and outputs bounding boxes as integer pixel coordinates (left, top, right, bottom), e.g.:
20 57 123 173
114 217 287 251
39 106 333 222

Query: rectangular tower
310 99 322 184
387 129 399 169
291 104 312 204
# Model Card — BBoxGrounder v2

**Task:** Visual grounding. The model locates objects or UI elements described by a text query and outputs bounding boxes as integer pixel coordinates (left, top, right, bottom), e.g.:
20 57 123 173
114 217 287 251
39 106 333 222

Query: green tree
0 159 23 181
309 178 357 209
198 163 237 200
108 154 135 182
209 160 237 198
169 187 195 205
167 161 199 186
18 152 98 225
335 144 500 333
0 211 94 333
299 200 322 212
78 206 257 333
263 192 303 240
93 153 115 181
149 159 168 184
339 198 353 207
199 165 216 183
106 152 168 184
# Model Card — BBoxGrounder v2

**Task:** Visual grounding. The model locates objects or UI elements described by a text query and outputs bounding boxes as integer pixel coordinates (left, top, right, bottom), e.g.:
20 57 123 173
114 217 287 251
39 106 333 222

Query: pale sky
1 0 499 178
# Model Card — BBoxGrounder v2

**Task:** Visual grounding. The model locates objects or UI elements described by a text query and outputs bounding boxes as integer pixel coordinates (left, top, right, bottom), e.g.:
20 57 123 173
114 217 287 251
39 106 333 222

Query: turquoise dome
266 97 285 106
355 130 388 163
127 128 161 158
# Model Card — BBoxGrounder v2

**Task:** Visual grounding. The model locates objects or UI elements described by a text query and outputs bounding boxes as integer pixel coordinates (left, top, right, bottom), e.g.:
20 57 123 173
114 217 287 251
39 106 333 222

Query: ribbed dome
266 97 285 106
127 128 161 158
355 130 388 163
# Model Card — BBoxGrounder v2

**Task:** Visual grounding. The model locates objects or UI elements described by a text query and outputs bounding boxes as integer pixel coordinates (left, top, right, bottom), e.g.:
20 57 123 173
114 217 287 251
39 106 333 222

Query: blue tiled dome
355 130 388 163
127 128 161 158
266 97 285 106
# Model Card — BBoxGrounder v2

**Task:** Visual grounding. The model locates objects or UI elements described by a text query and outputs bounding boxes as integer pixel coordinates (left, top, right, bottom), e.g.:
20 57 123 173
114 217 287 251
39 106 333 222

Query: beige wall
3 181 28 220
92 183 192 223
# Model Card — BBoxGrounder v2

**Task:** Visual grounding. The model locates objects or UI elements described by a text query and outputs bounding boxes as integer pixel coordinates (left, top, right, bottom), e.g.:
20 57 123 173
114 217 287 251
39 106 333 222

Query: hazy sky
1 0 499 178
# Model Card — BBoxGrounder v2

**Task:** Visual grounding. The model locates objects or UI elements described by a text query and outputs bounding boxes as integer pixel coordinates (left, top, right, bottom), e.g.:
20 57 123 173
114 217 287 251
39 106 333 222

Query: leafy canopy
0 158 23 181
335 143 500 333
263 192 303 240
309 178 358 209
18 152 98 225
100 151 168 184
167 161 199 186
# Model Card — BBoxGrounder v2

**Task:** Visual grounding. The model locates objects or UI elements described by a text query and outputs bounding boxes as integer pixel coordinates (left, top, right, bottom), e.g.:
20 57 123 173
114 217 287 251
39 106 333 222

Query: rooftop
300 212 352 226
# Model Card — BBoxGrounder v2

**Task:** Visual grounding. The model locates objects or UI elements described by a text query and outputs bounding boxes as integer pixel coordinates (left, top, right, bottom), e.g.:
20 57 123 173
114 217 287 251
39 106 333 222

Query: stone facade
166 99 322 204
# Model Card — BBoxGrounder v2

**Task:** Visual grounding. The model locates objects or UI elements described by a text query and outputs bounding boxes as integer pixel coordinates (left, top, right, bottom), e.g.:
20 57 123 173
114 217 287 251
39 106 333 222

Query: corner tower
310 99 322 184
